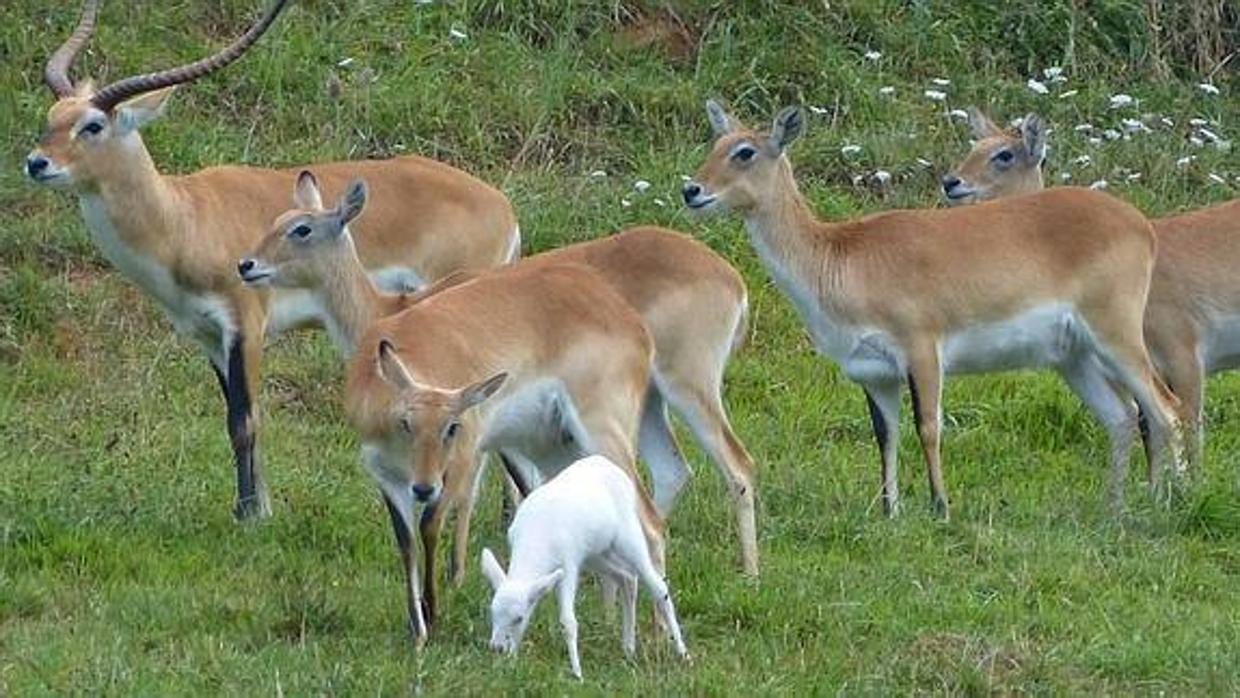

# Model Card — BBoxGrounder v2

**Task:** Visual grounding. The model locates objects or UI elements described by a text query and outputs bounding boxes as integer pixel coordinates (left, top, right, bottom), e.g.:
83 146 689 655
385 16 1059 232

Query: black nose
941 174 961 193
26 156 49 178
237 259 255 277
681 182 702 204
412 484 435 502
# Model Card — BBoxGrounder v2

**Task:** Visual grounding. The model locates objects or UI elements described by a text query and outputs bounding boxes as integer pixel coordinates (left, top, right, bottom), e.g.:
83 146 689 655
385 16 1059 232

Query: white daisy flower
1089 179 1109 190
633 179 651 193
1108 94 1134 109
924 89 947 102
1027 78 1049 95
840 145 862 156
1199 83 1220 95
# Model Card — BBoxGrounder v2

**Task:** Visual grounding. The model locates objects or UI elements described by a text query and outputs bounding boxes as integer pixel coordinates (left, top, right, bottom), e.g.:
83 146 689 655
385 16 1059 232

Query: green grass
2 0 1239 693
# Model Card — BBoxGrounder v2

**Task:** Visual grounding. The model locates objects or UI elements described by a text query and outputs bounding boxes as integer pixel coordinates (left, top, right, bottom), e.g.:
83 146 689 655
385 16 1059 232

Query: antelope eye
443 421 461 442
399 417 413 434
992 150 1015 164
79 121 104 137
288 224 313 239
732 145 757 162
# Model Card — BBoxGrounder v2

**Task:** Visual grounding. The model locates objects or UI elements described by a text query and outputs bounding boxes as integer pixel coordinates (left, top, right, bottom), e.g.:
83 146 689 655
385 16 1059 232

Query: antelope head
239 172 368 289
367 339 508 505
941 108 1046 206
682 100 806 215
25 0 290 192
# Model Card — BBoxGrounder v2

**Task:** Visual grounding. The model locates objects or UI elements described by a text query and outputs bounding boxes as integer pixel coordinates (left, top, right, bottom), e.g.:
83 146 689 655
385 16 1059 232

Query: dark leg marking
224 336 258 519
907 373 922 423
419 500 440 627
500 453 531 497
383 493 421 639
864 390 889 453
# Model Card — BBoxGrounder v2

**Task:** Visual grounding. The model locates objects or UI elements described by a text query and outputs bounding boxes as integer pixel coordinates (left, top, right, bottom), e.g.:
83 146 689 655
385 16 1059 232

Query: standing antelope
945 108 1240 467
683 100 1180 517
343 261 662 645
241 172 759 575
25 0 518 520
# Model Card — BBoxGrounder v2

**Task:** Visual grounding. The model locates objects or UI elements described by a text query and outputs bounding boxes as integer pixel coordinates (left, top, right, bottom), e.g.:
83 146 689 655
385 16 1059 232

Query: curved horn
44 0 102 98
91 0 291 112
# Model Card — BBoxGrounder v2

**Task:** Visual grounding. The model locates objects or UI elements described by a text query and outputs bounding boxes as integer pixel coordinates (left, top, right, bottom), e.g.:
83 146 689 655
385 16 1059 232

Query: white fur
505 224 522 263
81 195 235 364
369 266 426 294
481 455 689 679
1201 312 1240 372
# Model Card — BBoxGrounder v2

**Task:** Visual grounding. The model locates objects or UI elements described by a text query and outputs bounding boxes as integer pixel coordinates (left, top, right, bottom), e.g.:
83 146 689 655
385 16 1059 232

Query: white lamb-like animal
481 454 690 679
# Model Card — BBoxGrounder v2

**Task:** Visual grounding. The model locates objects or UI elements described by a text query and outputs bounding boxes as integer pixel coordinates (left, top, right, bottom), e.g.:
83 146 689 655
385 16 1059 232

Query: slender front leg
863 382 902 517
557 570 582 679
618 572 638 658
383 491 427 647
419 499 449 629
220 332 270 521
450 453 488 587
906 342 948 519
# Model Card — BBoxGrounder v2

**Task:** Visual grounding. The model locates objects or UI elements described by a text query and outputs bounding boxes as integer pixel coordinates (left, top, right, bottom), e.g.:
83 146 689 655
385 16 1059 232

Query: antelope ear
705 99 739 137
376 338 417 392
1020 113 1047 163
458 372 508 411
293 170 324 210
113 86 177 134
480 548 507 590
337 178 368 225
526 568 564 602
769 106 805 152
967 107 1003 139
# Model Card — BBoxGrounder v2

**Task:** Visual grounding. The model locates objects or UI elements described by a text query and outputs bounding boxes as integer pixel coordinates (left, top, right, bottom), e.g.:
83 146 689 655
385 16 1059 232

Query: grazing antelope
241 172 759 575
945 108 1240 467
344 262 661 645
481 455 690 680
683 100 1180 517
26 0 518 520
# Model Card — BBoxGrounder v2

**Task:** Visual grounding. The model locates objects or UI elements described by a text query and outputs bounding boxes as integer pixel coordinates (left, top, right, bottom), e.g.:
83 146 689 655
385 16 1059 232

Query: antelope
241 172 759 575
25 0 518 521
683 100 1180 517
481 455 690 680
944 108 1240 467
343 261 662 645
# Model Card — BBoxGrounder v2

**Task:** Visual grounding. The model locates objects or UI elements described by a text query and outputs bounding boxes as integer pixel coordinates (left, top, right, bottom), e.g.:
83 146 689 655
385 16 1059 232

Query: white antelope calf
343 259 662 645
25 0 518 521
481 454 690 680
683 101 1180 517
241 171 759 575
945 108 1240 468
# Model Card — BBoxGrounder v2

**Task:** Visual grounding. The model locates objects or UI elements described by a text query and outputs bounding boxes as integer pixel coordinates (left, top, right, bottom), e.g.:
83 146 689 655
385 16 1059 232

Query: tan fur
344 262 662 642
687 103 1180 517
245 178 759 575
947 110 1240 465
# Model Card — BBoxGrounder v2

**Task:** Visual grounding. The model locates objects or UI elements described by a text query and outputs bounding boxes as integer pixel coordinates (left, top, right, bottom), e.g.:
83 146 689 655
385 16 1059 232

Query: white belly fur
478 378 591 478
1201 313 1240 372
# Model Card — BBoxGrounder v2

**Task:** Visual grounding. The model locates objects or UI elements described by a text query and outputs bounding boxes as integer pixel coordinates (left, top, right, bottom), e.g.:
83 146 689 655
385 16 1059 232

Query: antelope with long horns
684 101 1180 517
241 171 760 575
26 0 519 520
945 108 1240 468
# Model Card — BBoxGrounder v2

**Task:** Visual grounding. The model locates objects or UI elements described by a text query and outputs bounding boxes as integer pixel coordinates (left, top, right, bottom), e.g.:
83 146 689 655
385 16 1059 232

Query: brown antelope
683 100 1181 517
241 172 759 576
945 108 1240 467
26 0 518 520
344 261 661 645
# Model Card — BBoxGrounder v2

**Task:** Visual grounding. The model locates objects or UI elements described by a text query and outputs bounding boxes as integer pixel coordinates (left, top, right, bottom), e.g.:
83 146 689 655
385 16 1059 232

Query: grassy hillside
2 1 1239 693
